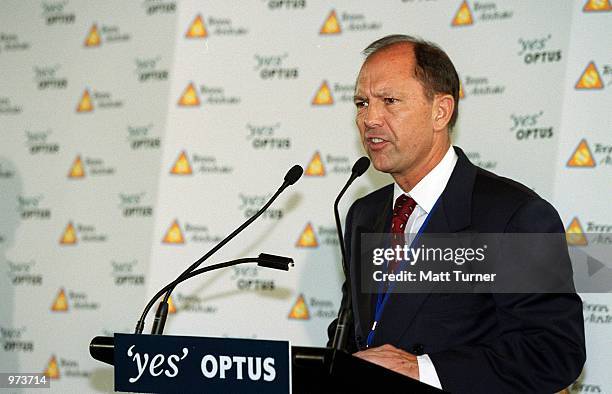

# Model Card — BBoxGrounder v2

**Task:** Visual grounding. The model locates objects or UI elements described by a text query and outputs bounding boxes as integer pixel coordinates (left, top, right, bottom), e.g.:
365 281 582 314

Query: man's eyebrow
353 94 366 101
373 88 394 97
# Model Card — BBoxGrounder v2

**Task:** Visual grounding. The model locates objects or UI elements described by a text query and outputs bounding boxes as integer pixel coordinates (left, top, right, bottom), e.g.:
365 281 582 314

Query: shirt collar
393 145 458 213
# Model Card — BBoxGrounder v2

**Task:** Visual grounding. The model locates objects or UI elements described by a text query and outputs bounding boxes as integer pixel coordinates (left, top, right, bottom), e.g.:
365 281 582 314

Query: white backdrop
1 1 610 392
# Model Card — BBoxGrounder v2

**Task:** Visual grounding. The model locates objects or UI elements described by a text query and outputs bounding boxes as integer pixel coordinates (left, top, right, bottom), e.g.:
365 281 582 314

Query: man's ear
432 94 454 132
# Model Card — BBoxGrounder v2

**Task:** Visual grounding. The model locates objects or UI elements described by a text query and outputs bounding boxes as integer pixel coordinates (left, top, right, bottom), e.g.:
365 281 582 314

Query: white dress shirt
392 145 458 390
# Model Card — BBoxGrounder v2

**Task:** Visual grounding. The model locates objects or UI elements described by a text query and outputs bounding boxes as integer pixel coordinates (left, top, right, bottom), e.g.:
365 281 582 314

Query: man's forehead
356 43 415 81
362 42 415 69
355 54 416 94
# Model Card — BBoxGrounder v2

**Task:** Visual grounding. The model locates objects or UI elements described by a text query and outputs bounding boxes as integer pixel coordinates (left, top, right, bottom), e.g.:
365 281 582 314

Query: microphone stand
136 254 294 335
136 165 303 335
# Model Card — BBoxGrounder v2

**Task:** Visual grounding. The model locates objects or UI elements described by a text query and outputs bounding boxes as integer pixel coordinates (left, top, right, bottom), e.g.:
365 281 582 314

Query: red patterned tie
387 194 417 275
392 194 417 234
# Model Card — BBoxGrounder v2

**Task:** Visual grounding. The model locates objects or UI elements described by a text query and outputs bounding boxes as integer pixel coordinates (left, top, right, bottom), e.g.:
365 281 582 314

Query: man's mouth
366 137 389 149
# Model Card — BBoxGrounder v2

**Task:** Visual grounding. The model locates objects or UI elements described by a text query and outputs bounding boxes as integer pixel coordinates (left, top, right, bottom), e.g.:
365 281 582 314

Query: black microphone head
284 165 303 186
352 156 370 177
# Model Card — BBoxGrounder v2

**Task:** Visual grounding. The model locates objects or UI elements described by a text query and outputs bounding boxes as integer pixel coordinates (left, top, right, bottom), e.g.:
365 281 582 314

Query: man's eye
384 97 398 104
355 101 368 108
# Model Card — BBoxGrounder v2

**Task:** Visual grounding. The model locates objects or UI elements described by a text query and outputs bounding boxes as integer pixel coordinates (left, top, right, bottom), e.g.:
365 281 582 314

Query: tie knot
393 194 416 215
391 194 416 234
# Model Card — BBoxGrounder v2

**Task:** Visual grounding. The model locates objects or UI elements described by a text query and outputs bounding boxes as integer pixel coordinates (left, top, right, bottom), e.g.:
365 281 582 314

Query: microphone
141 254 294 335
352 156 370 178
335 157 370 275
137 165 304 335
330 157 370 355
283 164 303 187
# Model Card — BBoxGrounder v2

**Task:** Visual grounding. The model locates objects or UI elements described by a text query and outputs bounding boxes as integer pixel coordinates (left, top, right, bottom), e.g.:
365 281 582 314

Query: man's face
354 44 437 179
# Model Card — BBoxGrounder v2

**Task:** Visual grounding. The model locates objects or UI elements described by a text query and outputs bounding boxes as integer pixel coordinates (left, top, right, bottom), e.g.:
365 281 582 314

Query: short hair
363 34 460 129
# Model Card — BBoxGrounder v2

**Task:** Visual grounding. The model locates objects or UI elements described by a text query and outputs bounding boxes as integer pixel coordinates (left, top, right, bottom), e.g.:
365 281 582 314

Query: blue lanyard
366 198 439 348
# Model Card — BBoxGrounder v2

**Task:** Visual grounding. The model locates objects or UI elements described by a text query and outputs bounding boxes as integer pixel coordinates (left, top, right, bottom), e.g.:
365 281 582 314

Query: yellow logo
170 151 193 175
296 223 318 247
312 81 334 105
84 24 101 47
68 155 85 178
567 139 596 167
320 10 341 34
168 296 177 314
59 222 77 245
178 82 201 106
459 81 465 99
51 288 69 311
566 217 588 246
575 62 604 89
76 89 94 112
583 0 612 11
288 294 310 319
163 220 185 244
186 14 208 38
452 0 474 26
305 151 326 176
44 355 60 379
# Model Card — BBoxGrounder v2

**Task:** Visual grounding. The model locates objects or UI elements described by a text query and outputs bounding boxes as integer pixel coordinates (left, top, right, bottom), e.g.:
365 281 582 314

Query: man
328 35 585 392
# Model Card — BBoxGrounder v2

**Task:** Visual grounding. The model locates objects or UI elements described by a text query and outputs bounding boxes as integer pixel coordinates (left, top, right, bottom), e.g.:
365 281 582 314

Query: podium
90 335 445 393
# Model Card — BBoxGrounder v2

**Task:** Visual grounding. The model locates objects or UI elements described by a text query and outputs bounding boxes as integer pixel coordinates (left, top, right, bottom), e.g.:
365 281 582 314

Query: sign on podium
114 333 290 394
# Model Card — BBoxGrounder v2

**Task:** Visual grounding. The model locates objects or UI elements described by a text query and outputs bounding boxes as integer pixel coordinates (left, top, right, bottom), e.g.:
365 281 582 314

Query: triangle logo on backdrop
51 288 69 311
84 24 101 47
305 152 326 176
68 156 85 178
566 217 588 246
76 89 94 112
296 223 318 247
312 81 334 105
170 151 193 175
59 223 78 245
163 220 185 244
452 1 474 26
320 10 341 34
583 0 612 11
186 15 208 38
567 139 596 168
44 355 60 379
288 294 310 319
575 62 604 90
167 296 177 313
178 83 201 106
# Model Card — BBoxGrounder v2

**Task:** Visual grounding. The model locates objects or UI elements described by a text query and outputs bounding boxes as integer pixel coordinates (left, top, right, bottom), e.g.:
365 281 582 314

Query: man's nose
363 102 383 129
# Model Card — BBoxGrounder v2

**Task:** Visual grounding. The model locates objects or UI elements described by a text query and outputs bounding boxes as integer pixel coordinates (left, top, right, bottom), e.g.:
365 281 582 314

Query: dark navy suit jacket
328 147 586 393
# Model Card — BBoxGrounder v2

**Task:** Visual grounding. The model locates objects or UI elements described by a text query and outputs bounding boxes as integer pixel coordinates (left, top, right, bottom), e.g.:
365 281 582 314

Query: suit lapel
375 199 451 346
375 147 477 346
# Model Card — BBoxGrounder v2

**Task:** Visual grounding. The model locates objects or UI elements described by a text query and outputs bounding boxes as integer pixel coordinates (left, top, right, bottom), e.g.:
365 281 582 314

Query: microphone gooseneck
143 254 294 335
330 157 370 354
138 165 303 335
334 157 370 274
